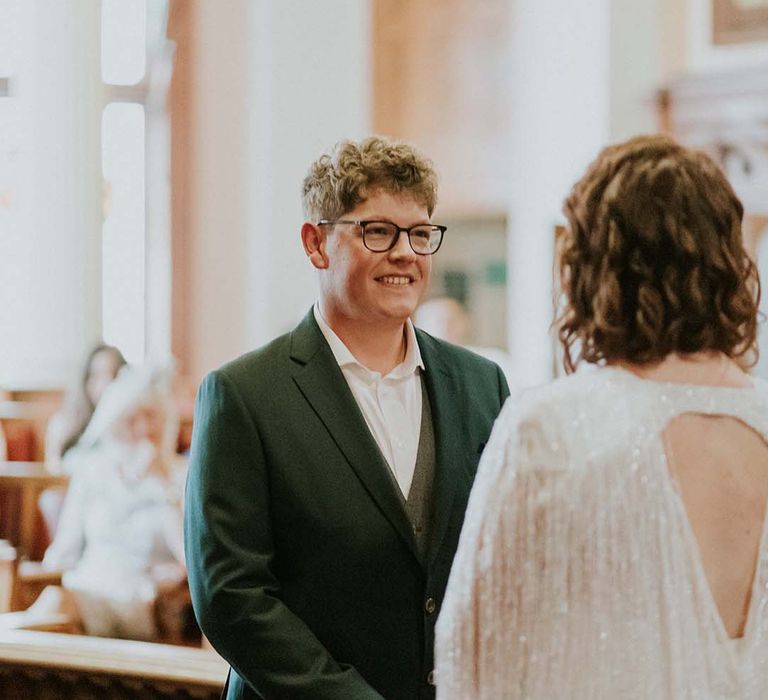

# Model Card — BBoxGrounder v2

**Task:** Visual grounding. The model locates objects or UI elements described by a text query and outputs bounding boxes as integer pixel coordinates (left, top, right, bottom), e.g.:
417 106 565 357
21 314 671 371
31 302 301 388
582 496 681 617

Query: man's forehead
353 187 429 213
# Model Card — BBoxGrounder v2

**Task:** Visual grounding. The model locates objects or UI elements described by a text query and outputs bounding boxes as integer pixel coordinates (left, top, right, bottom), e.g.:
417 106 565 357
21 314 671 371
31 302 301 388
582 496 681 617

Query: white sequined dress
435 366 768 699
43 445 185 640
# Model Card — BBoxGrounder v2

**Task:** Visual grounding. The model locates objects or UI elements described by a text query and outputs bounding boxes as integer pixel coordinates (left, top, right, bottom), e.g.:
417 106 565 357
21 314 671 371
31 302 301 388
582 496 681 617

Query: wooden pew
0 541 16 613
0 629 228 699
0 462 68 559
0 395 61 462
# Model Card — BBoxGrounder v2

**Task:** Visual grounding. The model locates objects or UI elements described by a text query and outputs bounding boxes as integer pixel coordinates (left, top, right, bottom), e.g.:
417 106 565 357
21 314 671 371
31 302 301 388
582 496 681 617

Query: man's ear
301 222 329 270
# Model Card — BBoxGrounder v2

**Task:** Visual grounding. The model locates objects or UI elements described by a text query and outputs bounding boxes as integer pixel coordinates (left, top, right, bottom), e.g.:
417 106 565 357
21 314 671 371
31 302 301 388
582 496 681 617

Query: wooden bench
0 629 228 699
0 396 61 462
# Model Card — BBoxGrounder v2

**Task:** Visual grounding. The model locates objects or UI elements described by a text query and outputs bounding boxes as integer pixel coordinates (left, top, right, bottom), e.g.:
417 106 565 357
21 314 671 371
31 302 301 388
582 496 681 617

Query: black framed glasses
318 219 446 255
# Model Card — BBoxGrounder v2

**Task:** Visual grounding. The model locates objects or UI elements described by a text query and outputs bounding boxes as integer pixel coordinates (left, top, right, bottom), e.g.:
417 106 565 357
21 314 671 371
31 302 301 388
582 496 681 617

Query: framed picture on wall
689 0 768 70
713 0 768 45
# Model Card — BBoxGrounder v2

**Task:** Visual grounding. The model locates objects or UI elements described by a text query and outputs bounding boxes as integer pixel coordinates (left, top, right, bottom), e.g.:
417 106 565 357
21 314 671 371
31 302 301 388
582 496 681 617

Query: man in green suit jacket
185 137 509 700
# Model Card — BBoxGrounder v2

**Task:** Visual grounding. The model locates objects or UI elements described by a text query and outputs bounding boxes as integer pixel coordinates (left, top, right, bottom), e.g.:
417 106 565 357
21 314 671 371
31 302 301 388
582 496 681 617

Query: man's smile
375 274 417 286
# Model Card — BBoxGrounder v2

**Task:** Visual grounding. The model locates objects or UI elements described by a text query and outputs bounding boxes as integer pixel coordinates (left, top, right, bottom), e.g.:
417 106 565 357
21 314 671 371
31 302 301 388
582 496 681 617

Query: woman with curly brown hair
436 135 768 699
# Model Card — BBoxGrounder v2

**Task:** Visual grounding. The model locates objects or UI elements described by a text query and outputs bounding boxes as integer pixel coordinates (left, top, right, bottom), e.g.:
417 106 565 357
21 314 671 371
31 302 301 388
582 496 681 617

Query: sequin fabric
435 366 768 699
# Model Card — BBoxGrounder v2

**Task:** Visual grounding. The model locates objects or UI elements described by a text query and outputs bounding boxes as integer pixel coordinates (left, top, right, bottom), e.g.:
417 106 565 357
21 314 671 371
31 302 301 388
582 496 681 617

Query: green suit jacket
185 310 509 700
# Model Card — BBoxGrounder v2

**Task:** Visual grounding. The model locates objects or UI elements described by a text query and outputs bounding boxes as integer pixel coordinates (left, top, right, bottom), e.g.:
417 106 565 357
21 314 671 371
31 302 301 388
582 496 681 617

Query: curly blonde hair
557 134 760 372
301 136 438 221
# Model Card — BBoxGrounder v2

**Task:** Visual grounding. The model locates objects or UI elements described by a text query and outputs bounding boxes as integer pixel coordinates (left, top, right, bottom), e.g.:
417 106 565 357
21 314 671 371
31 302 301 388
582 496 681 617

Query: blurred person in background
17 365 188 642
414 296 517 390
44 344 126 474
436 135 768 699
39 344 126 548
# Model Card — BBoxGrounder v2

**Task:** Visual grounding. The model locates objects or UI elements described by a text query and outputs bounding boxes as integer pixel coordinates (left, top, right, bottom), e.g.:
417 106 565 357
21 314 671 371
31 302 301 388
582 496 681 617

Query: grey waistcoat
403 377 436 563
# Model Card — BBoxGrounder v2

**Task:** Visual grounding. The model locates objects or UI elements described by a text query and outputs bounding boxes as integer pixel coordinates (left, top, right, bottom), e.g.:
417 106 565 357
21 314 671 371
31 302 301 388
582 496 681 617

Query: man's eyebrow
363 217 432 226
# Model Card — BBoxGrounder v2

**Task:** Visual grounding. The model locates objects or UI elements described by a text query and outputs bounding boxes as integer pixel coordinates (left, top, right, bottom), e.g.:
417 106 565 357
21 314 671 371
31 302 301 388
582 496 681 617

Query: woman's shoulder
749 374 768 395
494 368 643 469
512 366 630 419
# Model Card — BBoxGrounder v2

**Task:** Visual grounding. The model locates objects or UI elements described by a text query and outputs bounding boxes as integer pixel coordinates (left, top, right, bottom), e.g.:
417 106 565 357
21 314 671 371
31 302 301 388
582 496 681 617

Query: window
100 0 172 365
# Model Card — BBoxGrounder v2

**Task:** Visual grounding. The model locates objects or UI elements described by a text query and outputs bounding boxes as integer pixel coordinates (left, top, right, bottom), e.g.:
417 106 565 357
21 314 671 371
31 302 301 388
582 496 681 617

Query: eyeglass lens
363 222 441 254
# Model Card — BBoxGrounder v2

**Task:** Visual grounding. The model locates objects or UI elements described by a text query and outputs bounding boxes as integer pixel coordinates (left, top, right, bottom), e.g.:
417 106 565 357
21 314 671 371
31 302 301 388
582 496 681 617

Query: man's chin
375 302 419 323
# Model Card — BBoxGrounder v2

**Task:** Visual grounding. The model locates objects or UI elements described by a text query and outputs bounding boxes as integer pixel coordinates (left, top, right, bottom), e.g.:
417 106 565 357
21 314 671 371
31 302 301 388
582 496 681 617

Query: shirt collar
313 302 424 379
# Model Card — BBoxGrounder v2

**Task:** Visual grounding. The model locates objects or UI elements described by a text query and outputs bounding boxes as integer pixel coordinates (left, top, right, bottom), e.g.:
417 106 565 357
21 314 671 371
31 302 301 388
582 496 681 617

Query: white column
506 0 611 386
0 0 102 388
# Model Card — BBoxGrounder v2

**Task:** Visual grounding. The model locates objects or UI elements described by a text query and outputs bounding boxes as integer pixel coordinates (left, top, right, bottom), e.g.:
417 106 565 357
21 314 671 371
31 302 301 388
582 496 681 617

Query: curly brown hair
557 134 760 372
301 136 438 221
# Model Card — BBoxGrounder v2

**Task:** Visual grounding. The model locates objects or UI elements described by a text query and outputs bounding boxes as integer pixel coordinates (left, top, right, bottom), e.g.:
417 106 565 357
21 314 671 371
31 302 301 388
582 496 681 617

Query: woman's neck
616 352 752 388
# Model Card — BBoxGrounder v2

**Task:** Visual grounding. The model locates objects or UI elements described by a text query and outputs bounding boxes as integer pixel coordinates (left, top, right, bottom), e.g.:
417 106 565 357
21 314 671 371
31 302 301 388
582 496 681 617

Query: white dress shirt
314 304 424 498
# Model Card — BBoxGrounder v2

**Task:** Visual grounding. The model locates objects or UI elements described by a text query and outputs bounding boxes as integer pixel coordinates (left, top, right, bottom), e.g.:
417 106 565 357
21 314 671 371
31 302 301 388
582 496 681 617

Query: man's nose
388 230 415 258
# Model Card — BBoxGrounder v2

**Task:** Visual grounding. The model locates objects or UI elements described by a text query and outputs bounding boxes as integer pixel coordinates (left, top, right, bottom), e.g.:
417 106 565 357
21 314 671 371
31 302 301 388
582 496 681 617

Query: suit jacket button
427 669 436 685
425 597 436 614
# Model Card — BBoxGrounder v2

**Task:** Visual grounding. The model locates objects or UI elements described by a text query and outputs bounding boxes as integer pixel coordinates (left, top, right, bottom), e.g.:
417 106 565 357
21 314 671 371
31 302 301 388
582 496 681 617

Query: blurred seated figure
45 344 126 474
414 296 517 388
38 344 126 555
16 365 188 642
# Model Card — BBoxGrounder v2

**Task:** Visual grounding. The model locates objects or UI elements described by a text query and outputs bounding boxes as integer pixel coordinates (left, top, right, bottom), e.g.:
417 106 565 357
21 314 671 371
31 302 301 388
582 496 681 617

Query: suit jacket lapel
416 330 463 569
289 311 419 561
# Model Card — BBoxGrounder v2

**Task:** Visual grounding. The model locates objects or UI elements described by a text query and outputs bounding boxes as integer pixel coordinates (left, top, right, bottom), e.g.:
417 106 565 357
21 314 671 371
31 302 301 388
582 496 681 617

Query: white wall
610 0 690 141
609 0 662 140
187 0 371 382
246 0 371 349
